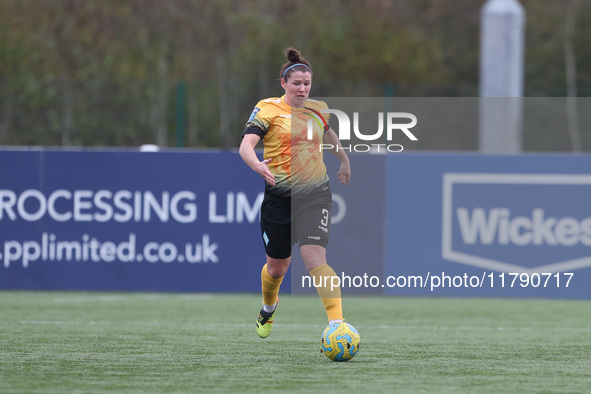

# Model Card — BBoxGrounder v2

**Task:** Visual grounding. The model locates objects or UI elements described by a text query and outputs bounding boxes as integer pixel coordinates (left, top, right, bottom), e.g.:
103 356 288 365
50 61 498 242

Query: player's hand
255 158 276 186
337 162 351 186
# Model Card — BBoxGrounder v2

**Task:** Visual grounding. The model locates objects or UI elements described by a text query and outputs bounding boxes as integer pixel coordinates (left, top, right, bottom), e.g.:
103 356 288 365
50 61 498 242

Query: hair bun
286 47 302 63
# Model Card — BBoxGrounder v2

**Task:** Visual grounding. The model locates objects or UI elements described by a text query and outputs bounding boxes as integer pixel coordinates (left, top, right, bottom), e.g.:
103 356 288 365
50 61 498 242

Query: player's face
281 71 312 108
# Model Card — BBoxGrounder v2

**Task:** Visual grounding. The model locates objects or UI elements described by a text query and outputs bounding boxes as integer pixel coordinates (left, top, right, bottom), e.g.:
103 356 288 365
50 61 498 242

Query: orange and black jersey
244 95 331 198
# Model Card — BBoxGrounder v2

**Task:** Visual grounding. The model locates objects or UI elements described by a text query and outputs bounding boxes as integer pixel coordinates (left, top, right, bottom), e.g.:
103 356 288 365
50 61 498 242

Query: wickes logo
442 173 591 273
457 208 591 247
306 109 418 153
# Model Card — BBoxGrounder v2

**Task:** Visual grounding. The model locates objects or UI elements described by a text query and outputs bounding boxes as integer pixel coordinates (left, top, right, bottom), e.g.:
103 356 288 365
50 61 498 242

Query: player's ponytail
280 47 313 81
286 48 303 64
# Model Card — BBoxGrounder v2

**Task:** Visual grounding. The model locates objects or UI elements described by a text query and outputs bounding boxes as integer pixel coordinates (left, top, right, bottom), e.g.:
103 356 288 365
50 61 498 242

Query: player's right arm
239 134 276 186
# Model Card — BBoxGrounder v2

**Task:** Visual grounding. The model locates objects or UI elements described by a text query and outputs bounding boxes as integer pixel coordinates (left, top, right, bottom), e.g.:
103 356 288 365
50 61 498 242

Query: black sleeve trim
243 124 267 139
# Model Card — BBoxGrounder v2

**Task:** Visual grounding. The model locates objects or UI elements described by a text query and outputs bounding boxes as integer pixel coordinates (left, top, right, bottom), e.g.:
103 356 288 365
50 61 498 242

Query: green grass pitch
1 292 590 393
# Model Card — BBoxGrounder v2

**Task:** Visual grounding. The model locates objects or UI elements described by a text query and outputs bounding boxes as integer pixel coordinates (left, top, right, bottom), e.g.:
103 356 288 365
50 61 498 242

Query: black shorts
260 185 332 259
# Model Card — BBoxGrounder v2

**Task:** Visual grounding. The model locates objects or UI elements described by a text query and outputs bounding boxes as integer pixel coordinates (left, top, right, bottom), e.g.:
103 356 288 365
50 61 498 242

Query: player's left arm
323 127 351 186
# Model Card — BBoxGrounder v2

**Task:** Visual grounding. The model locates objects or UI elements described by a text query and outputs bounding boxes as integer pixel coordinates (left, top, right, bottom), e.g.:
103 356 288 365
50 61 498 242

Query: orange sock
261 263 283 306
309 263 343 322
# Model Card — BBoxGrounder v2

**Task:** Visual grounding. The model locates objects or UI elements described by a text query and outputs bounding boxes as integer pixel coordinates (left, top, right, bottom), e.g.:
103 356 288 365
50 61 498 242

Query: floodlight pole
479 0 525 153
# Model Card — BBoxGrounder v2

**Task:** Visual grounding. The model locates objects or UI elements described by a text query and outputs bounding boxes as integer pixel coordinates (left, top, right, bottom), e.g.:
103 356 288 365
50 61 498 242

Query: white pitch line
51 294 213 303
16 321 591 333
19 320 94 325
374 324 591 333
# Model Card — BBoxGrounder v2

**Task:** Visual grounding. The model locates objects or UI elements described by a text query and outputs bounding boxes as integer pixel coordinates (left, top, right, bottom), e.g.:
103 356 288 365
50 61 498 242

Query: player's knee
267 257 290 278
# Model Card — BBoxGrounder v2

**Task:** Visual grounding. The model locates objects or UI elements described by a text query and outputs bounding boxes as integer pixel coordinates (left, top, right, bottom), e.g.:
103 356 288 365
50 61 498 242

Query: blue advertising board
0 149 265 292
0 149 382 294
2 149 590 298
384 153 591 298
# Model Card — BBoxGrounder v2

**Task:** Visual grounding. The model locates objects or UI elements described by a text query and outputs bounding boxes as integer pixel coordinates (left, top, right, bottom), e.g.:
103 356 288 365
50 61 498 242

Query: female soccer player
239 47 351 338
